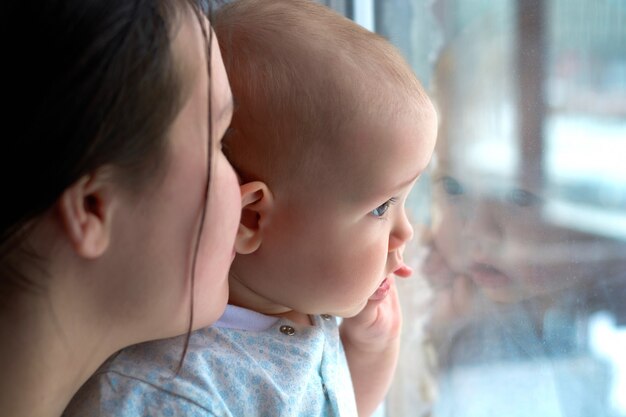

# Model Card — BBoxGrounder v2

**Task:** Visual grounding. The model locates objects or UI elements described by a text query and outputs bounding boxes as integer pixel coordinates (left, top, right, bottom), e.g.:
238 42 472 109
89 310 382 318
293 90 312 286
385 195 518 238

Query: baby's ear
235 181 273 255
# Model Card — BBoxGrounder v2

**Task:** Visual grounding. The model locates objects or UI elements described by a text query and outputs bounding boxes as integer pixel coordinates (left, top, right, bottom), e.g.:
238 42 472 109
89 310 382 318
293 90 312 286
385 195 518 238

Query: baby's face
239 107 437 318
430 166 603 303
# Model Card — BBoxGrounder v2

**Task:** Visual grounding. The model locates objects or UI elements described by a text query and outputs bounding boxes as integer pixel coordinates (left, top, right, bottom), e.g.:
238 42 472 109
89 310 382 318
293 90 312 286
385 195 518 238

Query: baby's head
215 0 437 318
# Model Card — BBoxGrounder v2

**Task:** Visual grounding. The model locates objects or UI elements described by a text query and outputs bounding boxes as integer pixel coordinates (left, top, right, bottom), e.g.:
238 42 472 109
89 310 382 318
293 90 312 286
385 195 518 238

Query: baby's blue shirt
64 305 358 417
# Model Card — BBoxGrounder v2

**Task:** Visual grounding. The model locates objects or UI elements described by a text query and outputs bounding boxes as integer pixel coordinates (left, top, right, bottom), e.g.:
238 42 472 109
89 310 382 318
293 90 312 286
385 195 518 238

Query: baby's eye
441 176 464 196
506 188 541 207
370 198 397 218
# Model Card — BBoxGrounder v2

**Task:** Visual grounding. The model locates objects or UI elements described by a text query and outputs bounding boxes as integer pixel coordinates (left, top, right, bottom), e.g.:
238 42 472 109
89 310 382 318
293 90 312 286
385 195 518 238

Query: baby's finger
452 274 475 314
350 276 397 326
422 248 456 289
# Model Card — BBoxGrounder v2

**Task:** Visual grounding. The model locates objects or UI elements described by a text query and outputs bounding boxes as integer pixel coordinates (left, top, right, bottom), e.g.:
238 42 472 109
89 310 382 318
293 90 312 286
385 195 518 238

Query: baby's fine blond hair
214 0 431 195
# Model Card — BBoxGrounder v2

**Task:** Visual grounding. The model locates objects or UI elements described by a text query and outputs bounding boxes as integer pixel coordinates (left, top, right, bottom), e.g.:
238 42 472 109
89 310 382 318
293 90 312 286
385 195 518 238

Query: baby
64 1 437 416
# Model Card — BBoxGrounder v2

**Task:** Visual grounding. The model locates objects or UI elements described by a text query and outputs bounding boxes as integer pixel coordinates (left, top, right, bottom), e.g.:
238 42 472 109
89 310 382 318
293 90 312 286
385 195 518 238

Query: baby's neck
228 276 313 326
268 309 313 326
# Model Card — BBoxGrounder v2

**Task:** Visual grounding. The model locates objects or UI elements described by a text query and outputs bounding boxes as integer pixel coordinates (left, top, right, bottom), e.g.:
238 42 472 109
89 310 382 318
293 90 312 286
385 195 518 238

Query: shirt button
279 325 296 336
321 314 332 321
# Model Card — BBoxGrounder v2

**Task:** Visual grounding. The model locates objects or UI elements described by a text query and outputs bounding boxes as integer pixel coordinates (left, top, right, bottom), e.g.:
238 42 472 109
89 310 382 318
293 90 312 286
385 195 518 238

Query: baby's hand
340 265 412 417
340 265 412 353
421 237 476 327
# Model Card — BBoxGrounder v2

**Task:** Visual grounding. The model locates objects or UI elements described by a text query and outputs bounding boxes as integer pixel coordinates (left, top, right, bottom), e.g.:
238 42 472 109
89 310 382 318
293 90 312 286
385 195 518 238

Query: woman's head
3 0 183 247
1 0 239 346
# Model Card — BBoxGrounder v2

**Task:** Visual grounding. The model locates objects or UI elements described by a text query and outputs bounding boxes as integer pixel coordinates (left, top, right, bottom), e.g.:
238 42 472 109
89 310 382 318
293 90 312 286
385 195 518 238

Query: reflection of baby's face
430 168 596 303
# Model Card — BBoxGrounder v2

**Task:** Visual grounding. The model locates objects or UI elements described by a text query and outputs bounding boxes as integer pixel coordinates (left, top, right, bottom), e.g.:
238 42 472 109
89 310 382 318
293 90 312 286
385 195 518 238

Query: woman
0 1 240 416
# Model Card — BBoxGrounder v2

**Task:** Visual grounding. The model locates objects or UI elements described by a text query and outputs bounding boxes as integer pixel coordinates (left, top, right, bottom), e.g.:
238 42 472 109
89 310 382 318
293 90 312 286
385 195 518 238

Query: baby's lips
394 263 413 278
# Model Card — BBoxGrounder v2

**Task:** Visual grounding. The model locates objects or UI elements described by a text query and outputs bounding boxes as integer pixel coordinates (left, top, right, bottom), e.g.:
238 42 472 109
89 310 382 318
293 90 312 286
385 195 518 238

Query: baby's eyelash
370 197 398 219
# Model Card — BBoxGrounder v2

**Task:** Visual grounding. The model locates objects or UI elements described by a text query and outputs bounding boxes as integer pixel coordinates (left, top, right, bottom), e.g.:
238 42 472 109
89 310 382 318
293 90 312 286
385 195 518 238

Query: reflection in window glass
371 1 626 416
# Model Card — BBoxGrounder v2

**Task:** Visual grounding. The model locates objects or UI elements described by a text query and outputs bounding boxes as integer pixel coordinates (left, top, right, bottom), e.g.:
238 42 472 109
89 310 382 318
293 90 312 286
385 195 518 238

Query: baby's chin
324 299 370 319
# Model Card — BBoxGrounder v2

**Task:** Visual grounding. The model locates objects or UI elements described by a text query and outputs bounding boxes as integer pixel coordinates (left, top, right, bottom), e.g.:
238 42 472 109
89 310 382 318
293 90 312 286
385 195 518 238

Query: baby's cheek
356 240 390 281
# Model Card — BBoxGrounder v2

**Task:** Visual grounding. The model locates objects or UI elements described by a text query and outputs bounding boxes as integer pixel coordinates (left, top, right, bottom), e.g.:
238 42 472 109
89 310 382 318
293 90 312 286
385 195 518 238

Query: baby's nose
389 210 414 251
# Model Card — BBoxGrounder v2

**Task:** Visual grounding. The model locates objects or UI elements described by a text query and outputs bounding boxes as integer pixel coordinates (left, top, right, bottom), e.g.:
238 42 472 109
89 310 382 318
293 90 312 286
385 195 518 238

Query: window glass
371 1 626 416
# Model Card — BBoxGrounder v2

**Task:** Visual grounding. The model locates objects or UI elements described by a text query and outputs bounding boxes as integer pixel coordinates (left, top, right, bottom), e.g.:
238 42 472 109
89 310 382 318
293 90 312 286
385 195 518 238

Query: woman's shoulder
63 332 225 417
63 342 222 416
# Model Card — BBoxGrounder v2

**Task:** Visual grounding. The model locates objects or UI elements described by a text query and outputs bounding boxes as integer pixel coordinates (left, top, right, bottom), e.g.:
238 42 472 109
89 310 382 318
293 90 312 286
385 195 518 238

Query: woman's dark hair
1 0 198 259
2 0 218 371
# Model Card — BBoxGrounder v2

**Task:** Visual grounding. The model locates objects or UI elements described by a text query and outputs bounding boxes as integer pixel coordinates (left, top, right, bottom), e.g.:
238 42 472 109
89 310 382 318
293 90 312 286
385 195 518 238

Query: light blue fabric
63 305 358 417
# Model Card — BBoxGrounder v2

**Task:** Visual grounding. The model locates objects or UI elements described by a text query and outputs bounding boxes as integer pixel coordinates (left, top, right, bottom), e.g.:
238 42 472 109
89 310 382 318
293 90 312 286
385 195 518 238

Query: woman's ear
236 181 273 255
57 169 117 259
